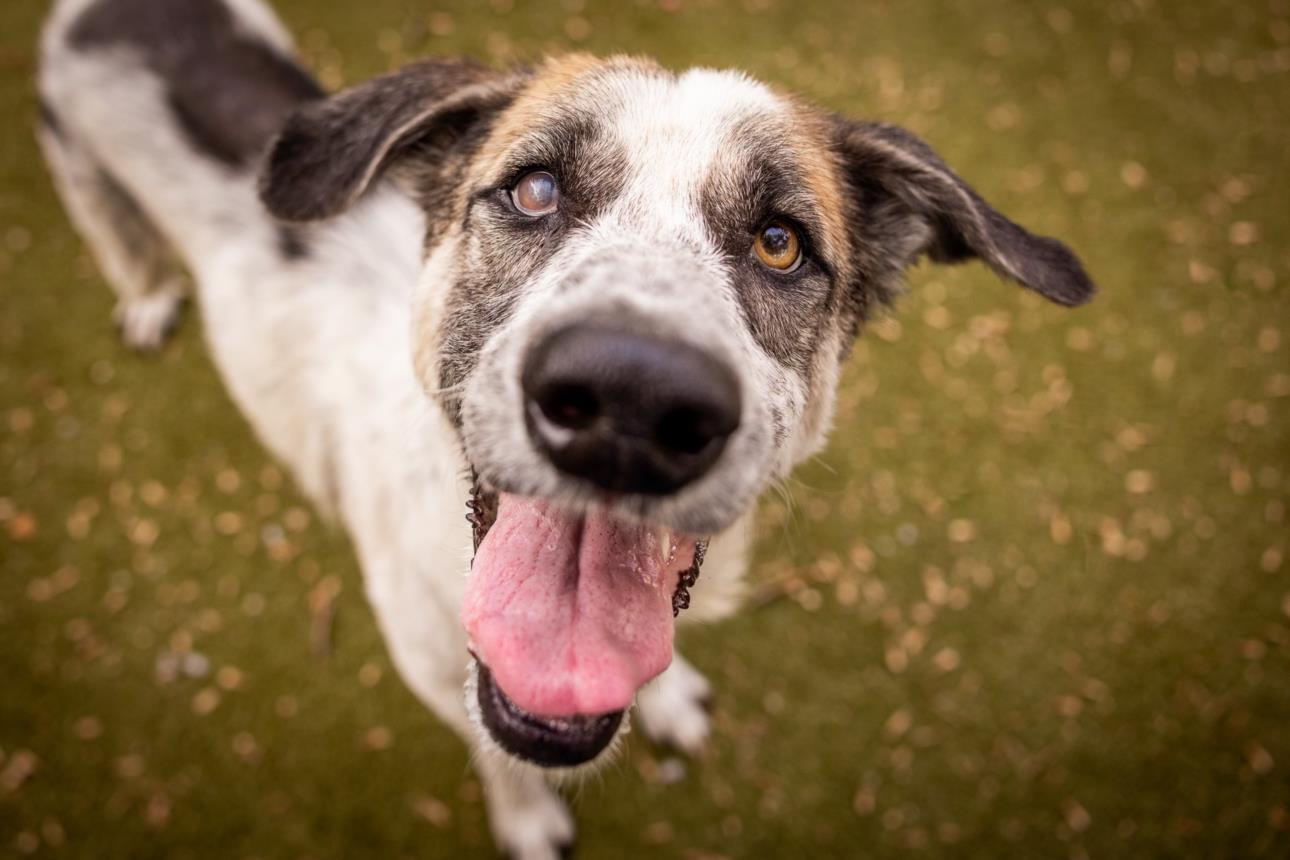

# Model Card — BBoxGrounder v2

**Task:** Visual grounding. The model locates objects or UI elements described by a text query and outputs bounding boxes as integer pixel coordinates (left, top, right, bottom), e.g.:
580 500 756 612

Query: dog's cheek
708 268 838 483
411 235 465 405
428 239 536 428
789 324 846 462
734 341 813 480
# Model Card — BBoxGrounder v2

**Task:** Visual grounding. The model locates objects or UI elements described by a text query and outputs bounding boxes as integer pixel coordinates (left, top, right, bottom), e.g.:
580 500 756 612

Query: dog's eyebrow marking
490 113 600 181
481 114 629 228
782 104 851 269
701 135 831 263
69 0 323 168
479 54 660 175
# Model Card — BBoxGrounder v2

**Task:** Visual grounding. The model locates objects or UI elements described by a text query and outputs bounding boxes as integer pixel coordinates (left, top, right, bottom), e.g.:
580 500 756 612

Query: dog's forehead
608 66 784 167
490 61 777 189
484 56 849 262
605 68 784 226
502 56 786 148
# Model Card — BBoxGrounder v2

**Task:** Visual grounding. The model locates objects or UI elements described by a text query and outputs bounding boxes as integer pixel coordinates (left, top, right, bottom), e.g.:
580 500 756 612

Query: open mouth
464 480 705 766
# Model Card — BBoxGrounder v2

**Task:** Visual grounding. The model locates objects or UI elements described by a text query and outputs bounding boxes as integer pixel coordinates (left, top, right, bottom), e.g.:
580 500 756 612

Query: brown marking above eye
753 220 801 272
512 170 560 216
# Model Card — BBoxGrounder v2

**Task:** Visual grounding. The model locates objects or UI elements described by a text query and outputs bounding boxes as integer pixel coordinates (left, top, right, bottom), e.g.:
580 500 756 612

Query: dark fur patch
260 59 523 222
38 98 64 139
83 163 170 289
484 112 628 228
276 225 309 260
699 123 837 372
409 114 507 251
70 0 323 168
436 265 526 428
833 119 1096 312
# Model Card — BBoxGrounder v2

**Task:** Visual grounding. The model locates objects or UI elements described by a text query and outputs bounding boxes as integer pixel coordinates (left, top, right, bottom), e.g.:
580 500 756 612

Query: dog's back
38 0 318 276
37 0 442 531
62 0 320 166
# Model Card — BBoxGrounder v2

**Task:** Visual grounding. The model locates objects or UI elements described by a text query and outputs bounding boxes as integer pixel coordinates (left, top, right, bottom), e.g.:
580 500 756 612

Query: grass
2 0 1288 857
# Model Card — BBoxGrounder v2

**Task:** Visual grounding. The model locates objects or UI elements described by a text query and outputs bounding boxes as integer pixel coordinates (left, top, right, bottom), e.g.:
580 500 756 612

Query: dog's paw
636 654 713 757
486 777 575 860
115 288 183 351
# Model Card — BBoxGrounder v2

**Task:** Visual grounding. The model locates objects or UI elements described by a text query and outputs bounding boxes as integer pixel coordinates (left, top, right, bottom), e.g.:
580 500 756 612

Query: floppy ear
260 58 523 222
834 120 1095 307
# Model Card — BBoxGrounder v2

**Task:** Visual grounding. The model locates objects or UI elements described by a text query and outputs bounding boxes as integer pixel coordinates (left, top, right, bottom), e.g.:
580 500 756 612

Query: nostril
656 406 720 456
538 383 600 431
522 323 741 494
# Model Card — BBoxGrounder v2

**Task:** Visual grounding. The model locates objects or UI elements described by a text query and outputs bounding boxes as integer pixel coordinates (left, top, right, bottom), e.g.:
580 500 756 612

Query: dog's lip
474 657 624 767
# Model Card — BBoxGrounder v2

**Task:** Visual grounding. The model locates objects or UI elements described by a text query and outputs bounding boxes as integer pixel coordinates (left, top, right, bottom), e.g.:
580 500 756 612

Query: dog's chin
472 659 625 768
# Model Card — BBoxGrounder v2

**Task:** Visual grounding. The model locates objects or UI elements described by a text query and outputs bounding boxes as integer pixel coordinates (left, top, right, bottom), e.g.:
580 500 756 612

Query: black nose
521 324 741 495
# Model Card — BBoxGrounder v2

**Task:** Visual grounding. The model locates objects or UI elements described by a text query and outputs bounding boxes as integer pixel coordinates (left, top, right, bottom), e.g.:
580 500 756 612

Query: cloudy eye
511 170 560 216
753 220 802 272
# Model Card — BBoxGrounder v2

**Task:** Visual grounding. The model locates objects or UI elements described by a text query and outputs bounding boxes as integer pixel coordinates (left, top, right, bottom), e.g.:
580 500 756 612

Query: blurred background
2 0 1288 856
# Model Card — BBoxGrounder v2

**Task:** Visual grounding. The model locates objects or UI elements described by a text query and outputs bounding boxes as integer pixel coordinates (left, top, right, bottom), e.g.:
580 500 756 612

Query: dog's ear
834 119 1095 307
260 59 523 222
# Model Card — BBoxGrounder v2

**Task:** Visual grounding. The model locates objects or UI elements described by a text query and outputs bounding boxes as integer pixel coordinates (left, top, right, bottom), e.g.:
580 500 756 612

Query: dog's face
262 55 1093 769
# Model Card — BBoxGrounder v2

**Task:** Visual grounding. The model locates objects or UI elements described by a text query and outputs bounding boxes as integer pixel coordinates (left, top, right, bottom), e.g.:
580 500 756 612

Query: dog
37 0 1095 855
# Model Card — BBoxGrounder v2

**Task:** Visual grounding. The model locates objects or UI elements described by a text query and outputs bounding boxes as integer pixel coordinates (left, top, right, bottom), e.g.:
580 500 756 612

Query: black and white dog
38 0 1094 855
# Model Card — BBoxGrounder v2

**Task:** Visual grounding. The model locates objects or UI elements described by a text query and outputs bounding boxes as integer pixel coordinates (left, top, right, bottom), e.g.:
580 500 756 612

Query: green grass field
2 0 1288 856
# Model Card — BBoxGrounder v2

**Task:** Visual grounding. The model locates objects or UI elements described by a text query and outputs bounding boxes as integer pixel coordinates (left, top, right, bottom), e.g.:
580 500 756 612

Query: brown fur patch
782 98 853 281
473 54 662 182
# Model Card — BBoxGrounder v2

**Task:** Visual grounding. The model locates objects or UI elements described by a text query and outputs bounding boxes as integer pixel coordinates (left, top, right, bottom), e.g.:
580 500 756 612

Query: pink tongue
462 494 693 716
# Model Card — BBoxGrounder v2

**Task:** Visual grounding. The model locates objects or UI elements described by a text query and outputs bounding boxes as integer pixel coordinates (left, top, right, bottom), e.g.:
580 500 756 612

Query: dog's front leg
634 515 751 756
474 753 574 860
635 652 713 756
391 661 575 860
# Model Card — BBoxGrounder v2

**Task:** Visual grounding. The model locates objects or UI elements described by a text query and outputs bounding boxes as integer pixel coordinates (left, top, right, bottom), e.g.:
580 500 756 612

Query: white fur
636 653 713 755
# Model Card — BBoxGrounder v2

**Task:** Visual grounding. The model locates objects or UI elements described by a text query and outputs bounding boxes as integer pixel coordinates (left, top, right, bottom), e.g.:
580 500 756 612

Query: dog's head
261 55 1093 769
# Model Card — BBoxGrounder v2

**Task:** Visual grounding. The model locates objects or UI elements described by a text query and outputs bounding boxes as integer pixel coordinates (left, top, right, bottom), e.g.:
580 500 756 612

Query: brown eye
511 170 559 216
753 220 801 272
